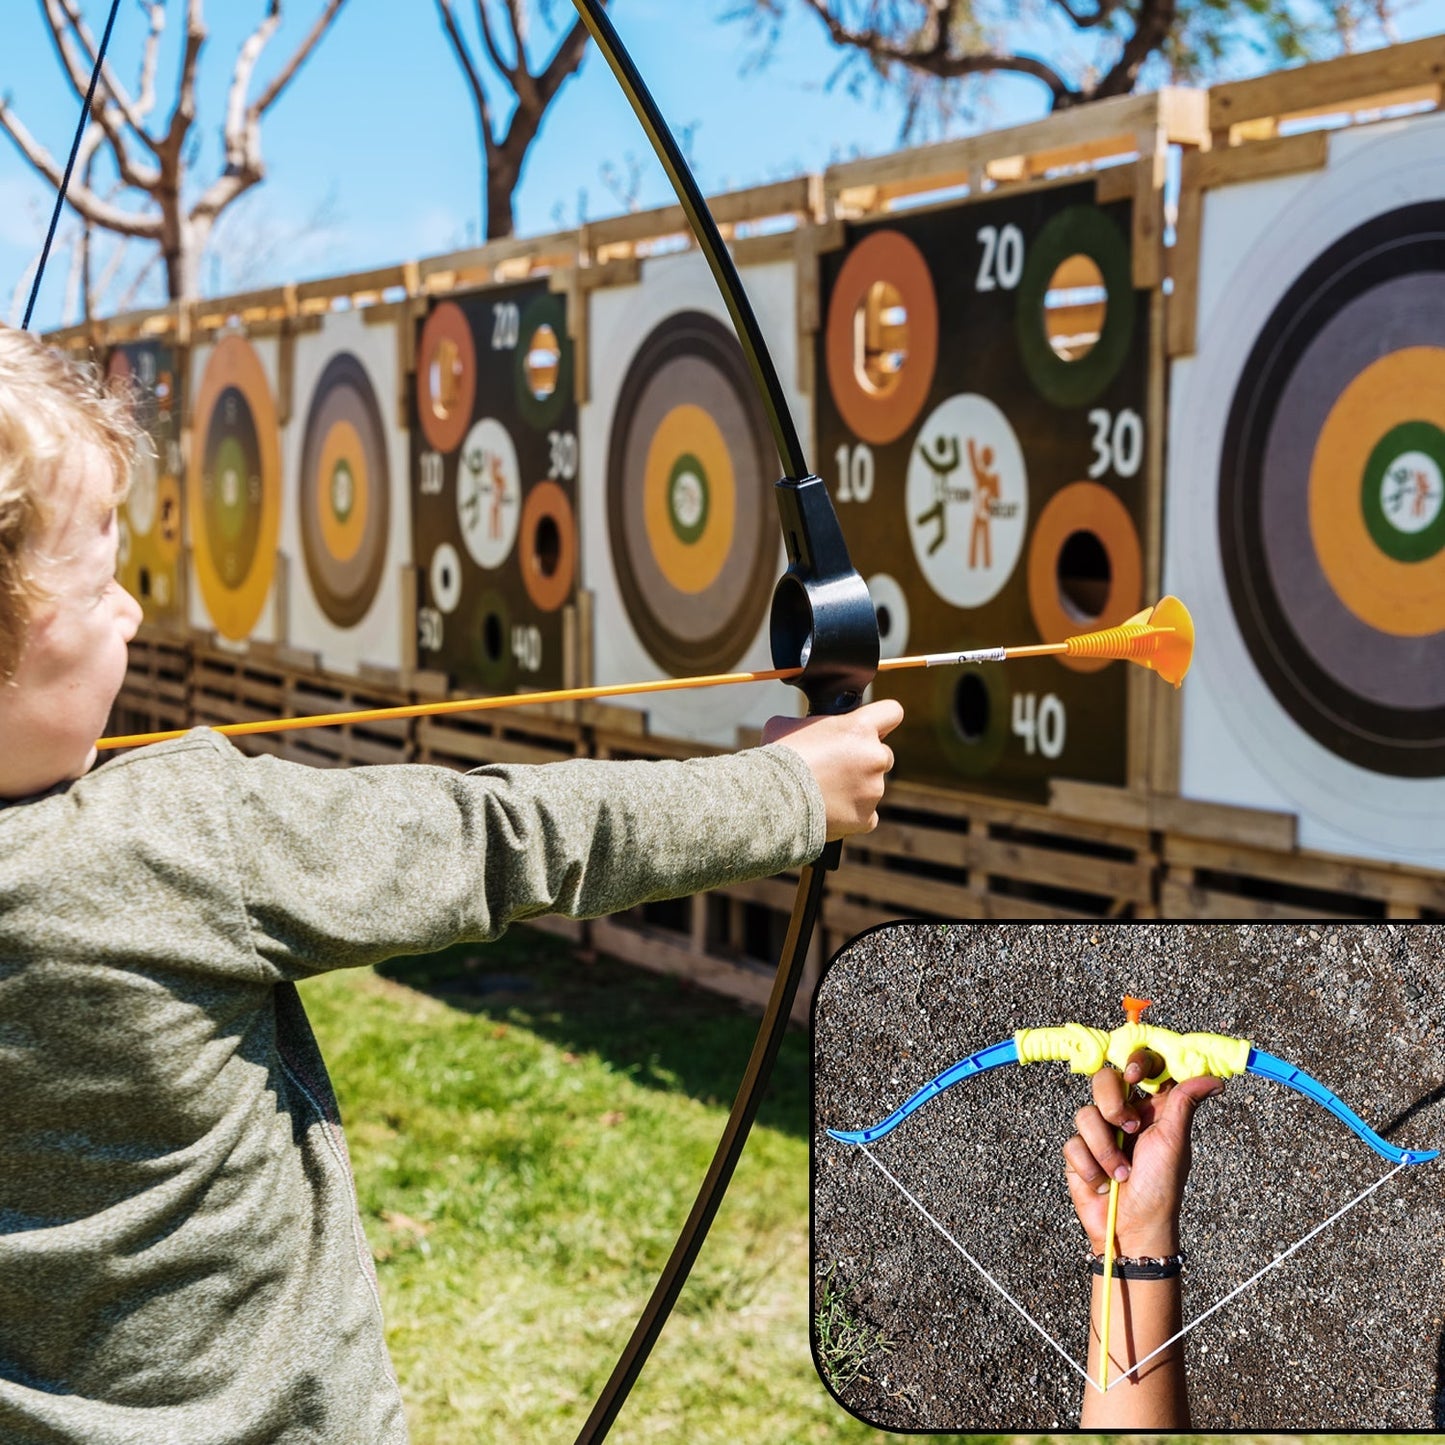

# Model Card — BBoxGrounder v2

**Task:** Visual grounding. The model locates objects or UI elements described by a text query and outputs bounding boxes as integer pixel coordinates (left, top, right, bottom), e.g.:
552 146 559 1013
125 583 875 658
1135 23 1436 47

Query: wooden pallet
822 778 1158 958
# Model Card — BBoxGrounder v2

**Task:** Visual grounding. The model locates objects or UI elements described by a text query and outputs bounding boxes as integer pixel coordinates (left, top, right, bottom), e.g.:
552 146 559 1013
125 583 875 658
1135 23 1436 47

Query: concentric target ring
606 310 777 675
1026 481 1143 673
299 351 391 628
417 301 477 454
514 293 574 432
1015 205 1136 409
1219 202 1445 775
519 479 577 613
825 230 939 445
935 664 1010 779
189 335 281 642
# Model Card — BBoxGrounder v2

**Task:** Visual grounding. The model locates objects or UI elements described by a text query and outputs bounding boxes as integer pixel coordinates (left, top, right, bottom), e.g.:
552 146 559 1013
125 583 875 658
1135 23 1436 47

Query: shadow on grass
376 924 812 1138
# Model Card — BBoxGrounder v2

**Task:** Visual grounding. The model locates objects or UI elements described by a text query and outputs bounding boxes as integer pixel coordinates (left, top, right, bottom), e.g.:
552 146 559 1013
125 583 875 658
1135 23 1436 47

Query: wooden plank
1167 151 1204 358
1158 879 1359 921
1049 780 1298 850
1209 36 1445 132
823 91 1167 206
295 264 413 306
416 228 580 287
578 176 817 255
1163 834 1445 909
1194 129 1330 189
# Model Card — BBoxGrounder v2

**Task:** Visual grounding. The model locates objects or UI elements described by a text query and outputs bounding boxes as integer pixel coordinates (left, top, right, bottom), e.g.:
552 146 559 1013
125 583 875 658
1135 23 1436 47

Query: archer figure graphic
488 451 509 541
461 443 485 532
968 438 1000 571
913 433 965 556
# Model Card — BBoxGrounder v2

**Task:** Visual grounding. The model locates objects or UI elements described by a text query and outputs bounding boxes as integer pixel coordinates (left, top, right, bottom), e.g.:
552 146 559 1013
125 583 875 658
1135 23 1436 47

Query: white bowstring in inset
853 1143 1409 1392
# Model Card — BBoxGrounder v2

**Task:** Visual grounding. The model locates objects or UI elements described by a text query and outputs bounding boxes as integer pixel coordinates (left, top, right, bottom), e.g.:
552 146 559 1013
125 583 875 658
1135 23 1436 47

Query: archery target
108 341 185 629
867 573 910 660
283 310 412 673
815 180 1153 800
1168 112 1445 863
410 280 579 693
188 334 281 643
581 250 796 746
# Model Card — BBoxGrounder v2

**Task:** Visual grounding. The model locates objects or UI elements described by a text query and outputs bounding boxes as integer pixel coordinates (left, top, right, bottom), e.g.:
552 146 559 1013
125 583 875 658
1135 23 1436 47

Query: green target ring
515 293 574 432
1360 420 1445 564
1015 205 1136 409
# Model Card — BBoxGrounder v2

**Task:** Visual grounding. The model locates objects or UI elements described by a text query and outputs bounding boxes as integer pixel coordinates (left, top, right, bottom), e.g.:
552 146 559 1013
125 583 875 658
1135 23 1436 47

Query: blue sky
2 1 1440 329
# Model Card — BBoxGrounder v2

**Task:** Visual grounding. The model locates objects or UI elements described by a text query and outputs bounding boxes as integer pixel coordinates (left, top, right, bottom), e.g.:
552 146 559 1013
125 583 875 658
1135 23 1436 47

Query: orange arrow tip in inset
1122 995 1153 1024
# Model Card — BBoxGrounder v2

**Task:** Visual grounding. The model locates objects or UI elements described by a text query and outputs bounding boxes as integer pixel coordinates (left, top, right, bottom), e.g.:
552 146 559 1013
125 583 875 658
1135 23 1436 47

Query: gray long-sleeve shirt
0 729 825 1444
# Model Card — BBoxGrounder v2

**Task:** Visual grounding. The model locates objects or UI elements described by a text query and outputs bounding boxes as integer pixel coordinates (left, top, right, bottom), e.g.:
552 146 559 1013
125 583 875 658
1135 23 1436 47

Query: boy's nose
118 586 142 639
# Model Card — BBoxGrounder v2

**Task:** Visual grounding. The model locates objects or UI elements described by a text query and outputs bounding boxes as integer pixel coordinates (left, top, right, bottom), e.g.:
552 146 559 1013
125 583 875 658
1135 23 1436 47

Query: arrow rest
771 473 880 720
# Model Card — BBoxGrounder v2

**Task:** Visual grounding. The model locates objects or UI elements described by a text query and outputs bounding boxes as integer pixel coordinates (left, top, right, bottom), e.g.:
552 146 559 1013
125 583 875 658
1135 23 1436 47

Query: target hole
1044 254 1107 362
524 325 561 401
1056 529 1111 623
481 610 505 664
951 673 991 744
139 565 152 600
875 602 894 641
853 280 908 396
532 514 562 580
430 339 463 424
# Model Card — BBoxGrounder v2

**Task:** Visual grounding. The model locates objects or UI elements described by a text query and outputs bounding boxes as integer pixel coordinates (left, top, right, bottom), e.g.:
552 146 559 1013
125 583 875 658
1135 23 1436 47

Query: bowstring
22 0 125 332
851 1141 1414 1395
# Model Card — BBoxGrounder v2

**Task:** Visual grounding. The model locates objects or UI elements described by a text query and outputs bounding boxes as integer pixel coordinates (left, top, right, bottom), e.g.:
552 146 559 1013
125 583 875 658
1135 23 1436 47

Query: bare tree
734 0 1399 134
0 1 351 302
436 0 606 240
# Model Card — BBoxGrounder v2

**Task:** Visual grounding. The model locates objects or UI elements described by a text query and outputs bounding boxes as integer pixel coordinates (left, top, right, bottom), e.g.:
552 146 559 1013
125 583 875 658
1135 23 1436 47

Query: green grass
301 930 1424 1445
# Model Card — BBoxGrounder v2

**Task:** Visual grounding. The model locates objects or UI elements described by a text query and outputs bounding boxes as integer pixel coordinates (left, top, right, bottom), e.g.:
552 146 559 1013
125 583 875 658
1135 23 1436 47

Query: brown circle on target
519 479 577 613
417 301 477 454
1027 481 1142 673
825 229 939 445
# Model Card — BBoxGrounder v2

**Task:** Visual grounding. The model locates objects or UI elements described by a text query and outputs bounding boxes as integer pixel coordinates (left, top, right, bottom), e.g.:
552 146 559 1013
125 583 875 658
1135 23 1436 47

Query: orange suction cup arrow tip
1122 995 1152 1024
1062 596 1195 687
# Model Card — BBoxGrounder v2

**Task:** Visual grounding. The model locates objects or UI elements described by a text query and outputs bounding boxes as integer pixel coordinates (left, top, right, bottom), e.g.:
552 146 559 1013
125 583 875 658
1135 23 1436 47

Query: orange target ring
1309 346 1445 637
417 301 477 454
1026 481 1142 673
188 335 281 642
825 230 939 445
519 479 577 613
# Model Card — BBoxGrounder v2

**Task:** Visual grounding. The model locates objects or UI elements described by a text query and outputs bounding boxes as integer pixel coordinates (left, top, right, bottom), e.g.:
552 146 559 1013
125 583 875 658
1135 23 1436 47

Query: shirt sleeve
218 734 826 979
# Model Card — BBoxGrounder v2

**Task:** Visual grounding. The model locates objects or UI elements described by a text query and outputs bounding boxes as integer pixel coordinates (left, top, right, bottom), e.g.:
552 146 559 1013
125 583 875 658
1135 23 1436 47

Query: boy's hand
763 699 904 840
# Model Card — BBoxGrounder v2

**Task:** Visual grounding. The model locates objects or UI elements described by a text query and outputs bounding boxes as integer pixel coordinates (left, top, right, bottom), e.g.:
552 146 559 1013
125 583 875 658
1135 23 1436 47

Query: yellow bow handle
1015 1022 1252 1094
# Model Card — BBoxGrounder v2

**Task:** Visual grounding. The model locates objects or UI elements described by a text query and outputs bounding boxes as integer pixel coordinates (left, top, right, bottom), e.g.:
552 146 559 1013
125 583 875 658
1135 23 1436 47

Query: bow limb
569 6 877 1442
1246 1049 1438 1166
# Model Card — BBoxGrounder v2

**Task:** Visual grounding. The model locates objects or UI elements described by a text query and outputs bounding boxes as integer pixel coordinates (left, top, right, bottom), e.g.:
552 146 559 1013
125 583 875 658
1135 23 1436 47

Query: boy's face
0 446 141 800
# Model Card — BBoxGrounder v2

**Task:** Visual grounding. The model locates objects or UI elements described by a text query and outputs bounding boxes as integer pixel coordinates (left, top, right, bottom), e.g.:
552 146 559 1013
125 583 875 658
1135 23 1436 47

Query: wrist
1113 1225 1180 1257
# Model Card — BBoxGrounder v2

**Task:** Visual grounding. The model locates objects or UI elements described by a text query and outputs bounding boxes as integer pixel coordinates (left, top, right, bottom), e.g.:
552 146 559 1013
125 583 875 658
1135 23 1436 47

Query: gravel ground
810 922 1445 1432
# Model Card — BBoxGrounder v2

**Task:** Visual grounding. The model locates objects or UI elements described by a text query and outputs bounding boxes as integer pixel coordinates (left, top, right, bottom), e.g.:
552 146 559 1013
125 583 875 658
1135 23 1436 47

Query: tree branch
253 0 350 117
0 97 163 238
1090 0 1176 97
437 0 497 151
478 0 520 83
535 5 604 109
46 0 162 154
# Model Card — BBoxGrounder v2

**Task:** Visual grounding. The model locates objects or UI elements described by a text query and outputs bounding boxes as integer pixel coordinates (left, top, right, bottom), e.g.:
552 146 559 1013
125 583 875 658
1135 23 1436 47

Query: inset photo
811 921 1443 1432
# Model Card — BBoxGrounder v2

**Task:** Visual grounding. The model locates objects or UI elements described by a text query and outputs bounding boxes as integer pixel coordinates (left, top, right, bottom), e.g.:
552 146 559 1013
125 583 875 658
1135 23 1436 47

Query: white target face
456 417 521 571
1168 112 1445 863
430 541 463 614
905 393 1027 609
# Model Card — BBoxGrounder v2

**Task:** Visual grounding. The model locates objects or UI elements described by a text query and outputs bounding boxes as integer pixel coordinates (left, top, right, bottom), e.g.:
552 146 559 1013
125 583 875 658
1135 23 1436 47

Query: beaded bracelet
1087 1250 1185 1280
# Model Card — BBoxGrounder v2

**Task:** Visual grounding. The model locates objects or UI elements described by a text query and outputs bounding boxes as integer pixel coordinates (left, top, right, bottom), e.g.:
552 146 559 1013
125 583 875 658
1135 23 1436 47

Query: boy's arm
222 703 897 977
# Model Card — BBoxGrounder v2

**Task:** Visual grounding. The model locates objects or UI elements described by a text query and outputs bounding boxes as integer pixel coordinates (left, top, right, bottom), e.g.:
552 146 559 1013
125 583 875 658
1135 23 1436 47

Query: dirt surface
810 921 1445 1432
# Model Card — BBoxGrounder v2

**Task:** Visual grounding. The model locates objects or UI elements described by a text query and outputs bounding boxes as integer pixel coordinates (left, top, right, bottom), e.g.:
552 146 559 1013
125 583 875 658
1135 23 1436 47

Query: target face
816 180 1152 799
108 340 185 628
189 336 280 642
1219 203 1445 776
298 351 390 628
410 280 579 692
607 310 777 675
905 394 1028 609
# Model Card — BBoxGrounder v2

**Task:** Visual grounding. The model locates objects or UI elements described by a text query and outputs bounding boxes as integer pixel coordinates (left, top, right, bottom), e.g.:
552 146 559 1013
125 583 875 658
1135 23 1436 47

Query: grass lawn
300 926 1418 1445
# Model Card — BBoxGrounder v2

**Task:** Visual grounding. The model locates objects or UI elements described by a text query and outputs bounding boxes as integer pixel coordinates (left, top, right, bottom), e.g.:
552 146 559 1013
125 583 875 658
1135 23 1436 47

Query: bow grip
770 474 879 718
